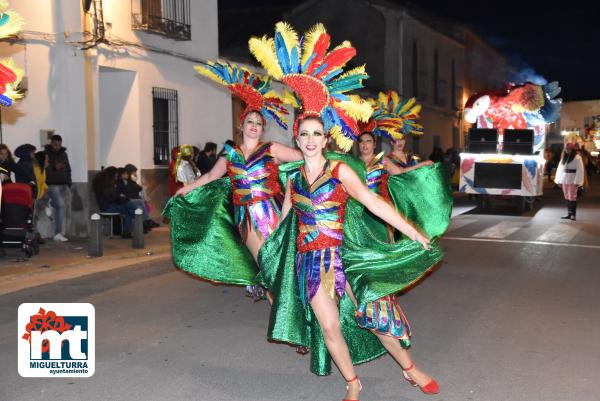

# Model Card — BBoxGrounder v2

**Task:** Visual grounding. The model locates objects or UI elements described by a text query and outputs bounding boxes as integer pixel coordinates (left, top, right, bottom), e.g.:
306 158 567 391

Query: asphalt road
1 183 599 401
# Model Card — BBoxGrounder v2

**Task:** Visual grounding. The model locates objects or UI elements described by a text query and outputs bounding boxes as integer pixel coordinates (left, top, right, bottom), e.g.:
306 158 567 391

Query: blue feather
275 32 291 74
302 53 316 73
323 68 343 83
290 46 300 73
313 62 329 77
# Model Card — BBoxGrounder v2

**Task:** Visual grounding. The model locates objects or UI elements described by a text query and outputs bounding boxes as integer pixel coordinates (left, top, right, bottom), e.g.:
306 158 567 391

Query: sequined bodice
224 143 282 206
290 160 347 253
365 152 389 200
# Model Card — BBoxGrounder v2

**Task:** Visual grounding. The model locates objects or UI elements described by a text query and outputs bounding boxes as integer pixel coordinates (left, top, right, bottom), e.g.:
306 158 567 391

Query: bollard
132 208 144 249
88 213 103 257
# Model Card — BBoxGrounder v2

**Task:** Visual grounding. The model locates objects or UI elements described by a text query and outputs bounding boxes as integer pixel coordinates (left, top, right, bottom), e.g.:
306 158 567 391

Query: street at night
1 1 599 400
2 180 599 401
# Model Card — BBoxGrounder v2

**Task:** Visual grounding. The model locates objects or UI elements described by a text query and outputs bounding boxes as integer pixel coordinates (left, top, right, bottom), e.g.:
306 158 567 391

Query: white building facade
0 0 272 237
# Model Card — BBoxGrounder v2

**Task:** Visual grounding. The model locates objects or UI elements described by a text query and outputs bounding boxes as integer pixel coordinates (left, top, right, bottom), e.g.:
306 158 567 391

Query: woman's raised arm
271 142 303 164
338 163 430 250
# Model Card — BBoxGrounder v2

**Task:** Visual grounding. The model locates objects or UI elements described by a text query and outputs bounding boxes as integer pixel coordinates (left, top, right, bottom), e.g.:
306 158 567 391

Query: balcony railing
132 0 191 41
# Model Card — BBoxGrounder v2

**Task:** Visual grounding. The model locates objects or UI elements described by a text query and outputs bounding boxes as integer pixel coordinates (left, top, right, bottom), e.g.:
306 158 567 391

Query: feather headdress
0 0 24 39
249 22 372 152
364 91 424 140
0 1 24 108
194 60 289 129
0 58 23 107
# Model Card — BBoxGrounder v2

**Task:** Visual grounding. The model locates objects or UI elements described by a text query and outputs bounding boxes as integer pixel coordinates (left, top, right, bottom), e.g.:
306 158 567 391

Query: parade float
460 81 561 212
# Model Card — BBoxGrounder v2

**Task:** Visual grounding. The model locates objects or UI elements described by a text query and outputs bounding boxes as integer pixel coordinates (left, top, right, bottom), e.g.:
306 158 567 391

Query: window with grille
152 87 179 165
132 0 191 41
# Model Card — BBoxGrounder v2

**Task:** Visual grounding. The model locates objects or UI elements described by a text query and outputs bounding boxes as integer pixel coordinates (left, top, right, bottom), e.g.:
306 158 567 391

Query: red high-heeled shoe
342 375 362 401
402 363 439 395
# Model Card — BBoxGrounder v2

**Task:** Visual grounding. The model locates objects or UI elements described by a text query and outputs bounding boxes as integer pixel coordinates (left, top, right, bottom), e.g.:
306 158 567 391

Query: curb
0 245 173 296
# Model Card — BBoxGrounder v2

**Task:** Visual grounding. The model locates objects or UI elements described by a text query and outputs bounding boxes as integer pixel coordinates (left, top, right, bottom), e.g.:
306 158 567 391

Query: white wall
1 0 229 178
92 0 229 170
98 66 140 168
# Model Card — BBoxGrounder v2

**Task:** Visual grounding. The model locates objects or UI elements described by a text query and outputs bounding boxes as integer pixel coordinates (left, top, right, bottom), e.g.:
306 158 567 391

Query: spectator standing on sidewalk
44 134 71 242
555 142 585 221
14 144 37 193
195 142 218 174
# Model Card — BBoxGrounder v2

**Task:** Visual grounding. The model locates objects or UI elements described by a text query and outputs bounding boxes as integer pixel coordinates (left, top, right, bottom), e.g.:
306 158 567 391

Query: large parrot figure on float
464 81 562 152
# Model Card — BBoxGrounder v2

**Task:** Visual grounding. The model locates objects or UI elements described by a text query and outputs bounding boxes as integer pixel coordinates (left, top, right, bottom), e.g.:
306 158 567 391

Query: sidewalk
0 226 172 295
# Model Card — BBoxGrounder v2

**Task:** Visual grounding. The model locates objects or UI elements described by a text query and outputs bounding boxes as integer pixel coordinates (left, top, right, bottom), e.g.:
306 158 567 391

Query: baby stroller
1 183 39 257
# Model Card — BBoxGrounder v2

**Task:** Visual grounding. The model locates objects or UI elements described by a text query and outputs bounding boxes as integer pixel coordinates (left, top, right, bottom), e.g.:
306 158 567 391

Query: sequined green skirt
163 178 258 286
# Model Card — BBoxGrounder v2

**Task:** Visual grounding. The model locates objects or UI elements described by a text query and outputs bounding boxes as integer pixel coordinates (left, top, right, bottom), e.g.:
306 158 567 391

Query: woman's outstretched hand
175 185 193 197
414 232 431 250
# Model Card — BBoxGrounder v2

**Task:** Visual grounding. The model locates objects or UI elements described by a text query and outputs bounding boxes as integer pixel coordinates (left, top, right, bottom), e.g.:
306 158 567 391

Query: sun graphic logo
18 303 95 377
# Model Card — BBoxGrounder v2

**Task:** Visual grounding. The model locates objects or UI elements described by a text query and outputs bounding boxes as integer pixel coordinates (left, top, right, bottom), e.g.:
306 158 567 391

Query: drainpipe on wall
82 5 96 171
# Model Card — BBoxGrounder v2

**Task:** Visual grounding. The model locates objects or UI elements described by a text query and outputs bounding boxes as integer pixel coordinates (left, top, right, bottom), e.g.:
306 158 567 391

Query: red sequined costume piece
289 160 348 304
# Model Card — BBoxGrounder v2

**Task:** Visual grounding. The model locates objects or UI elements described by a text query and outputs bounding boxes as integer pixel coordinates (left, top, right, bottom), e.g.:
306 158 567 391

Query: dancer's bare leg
244 228 273 304
310 286 361 400
344 283 434 387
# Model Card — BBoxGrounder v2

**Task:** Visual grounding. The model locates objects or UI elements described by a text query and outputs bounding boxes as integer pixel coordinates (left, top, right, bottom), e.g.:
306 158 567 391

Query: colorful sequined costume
291 160 347 304
164 61 289 290
223 142 283 242
355 152 412 344
245 22 452 374
364 152 391 202
257 155 452 375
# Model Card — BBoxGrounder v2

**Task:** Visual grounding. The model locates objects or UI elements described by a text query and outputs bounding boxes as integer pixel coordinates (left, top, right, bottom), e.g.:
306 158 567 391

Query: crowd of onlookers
92 164 160 238
1 135 72 242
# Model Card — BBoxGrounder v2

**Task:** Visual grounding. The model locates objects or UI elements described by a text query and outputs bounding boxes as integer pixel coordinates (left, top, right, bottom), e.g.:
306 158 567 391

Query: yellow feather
397 97 416 114
389 90 400 109
275 21 299 58
329 125 353 152
301 23 327 67
410 103 422 116
0 0 8 13
264 89 281 101
337 95 372 122
377 91 388 107
282 90 300 108
193 65 227 87
0 10 24 39
336 64 366 81
331 40 352 52
248 35 283 80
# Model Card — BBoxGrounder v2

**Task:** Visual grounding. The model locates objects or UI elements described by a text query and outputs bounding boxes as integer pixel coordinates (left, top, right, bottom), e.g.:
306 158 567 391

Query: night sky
219 0 600 101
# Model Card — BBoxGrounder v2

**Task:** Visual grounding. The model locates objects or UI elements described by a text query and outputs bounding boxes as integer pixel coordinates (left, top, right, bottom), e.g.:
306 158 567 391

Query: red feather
315 47 356 79
305 33 330 75
335 105 360 135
